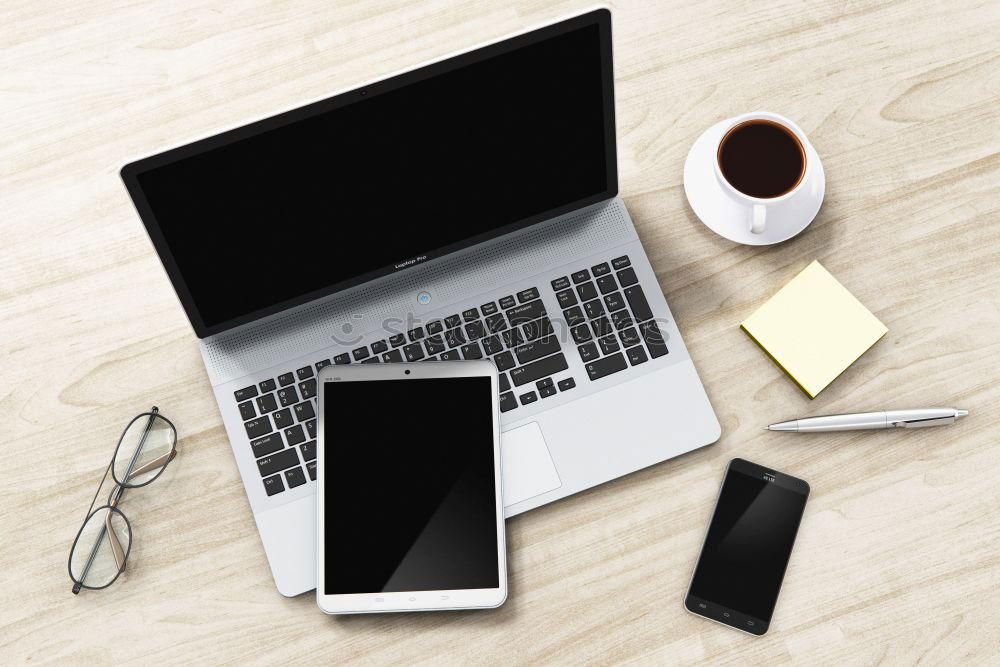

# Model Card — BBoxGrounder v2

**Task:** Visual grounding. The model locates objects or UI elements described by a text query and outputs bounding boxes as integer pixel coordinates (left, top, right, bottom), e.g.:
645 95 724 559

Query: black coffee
718 120 805 199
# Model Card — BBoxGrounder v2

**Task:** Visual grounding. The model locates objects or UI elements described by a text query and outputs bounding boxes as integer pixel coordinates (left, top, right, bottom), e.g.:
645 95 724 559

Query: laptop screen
121 10 616 338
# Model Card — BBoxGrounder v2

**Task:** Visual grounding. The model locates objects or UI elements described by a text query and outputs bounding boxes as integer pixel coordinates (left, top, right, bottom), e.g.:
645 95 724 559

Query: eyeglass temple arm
125 449 177 482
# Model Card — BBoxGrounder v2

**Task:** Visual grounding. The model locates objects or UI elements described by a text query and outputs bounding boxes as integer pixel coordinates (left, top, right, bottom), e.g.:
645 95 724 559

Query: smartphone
685 458 809 635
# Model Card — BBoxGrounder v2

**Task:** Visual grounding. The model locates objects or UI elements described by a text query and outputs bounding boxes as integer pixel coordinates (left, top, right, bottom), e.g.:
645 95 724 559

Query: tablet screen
323 376 499 594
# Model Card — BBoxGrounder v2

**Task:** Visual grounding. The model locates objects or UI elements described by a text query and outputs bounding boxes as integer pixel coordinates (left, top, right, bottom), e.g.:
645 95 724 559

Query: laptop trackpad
501 422 561 507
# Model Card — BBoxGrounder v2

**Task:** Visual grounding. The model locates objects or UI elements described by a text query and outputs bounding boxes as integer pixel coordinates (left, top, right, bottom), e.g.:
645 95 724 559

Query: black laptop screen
121 11 616 337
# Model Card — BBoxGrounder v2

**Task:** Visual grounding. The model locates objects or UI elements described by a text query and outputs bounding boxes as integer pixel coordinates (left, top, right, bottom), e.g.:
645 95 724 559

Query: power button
417 291 431 305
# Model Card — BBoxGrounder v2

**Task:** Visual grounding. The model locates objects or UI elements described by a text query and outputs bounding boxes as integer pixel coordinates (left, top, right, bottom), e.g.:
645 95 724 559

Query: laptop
120 8 720 596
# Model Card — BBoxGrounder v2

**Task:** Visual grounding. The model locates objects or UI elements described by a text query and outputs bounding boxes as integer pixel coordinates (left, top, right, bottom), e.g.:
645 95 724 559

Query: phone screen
685 458 808 634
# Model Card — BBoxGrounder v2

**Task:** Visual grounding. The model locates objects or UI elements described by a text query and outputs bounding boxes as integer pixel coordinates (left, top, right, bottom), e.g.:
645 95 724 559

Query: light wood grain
2 0 999 663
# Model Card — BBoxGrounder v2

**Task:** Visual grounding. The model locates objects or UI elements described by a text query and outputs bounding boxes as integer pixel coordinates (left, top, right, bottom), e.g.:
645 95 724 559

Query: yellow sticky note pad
741 260 887 398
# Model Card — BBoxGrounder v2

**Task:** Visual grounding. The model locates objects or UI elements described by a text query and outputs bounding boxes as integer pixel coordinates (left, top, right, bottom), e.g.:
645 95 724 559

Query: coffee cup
684 111 825 246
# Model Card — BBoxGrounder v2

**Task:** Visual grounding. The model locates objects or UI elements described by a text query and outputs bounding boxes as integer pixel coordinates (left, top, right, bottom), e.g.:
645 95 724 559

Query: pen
766 408 969 432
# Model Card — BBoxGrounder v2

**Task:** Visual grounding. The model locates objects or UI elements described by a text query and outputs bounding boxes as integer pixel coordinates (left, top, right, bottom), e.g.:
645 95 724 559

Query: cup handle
750 204 766 234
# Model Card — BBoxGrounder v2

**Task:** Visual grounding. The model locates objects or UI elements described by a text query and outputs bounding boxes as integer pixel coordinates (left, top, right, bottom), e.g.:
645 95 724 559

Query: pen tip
956 409 969 418
763 426 771 431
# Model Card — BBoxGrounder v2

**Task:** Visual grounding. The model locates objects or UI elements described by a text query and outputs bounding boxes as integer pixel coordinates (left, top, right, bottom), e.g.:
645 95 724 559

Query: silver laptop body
123 9 720 596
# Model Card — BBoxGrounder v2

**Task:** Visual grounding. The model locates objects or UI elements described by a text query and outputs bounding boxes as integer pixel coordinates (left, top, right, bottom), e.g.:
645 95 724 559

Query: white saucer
683 120 825 246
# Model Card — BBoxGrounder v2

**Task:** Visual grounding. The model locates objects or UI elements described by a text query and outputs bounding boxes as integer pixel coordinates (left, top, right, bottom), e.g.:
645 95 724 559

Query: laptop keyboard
231 254 667 498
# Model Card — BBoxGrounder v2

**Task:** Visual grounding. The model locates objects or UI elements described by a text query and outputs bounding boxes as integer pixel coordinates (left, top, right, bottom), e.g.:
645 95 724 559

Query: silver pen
766 408 969 432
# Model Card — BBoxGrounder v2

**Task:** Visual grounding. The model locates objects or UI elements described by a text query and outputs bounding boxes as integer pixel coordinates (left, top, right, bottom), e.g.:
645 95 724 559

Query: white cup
714 112 813 235
684 111 825 246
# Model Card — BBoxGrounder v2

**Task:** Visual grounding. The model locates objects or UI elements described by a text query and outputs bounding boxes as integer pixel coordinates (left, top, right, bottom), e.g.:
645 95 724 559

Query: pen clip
895 416 956 428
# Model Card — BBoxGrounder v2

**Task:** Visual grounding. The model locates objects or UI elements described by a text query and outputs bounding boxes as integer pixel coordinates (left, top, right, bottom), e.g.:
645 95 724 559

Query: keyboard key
259 379 276 393
263 474 285 496
444 314 462 329
577 282 598 302
509 353 568 386
424 335 446 355
299 379 316 399
571 324 593 344
627 345 648 366
300 440 316 461
257 448 298 477
578 342 599 362
305 419 316 439
558 377 576 392
407 327 424 342
439 349 461 361
481 302 498 316
333 353 351 365
584 299 605 319
619 326 641 347
537 378 554 389
604 292 625 311
506 299 546 326
591 262 611 277
499 373 511 393
244 417 272 439
498 295 516 309
256 393 278 414
238 401 256 420
640 321 670 358
591 317 614 338
540 385 557 398
617 267 639 287
273 408 294 430
485 313 507 333
278 372 295 386
520 391 538 405
284 424 306 447
464 320 486 340
523 316 554 341
597 275 617 294
461 342 483 359
426 320 444 336
501 328 524 349
494 351 515 371
585 353 628 381
352 346 370 361
514 336 561 365
371 340 388 354
571 269 590 284
284 466 307 489
361 357 380 364
250 434 283 458
500 392 518 413
462 308 479 322
306 460 317 481
517 287 540 302
234 385 258 402
623 285 654 323
564 306 585 327
315 359 331 371
610 309 634 331
551 276 571 291
382 349 403 363
424 356 438 362
389 333 407 347
612 255 631 270
294 401 315 422
599 334 620 355
403 342 425 362
556 289 578 308
277 386 299 407
444 327 466 348
296 366 314 380
482 335 504 356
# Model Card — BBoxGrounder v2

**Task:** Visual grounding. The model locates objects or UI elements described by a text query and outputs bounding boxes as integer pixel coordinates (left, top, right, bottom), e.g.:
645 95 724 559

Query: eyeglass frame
68 406 178 594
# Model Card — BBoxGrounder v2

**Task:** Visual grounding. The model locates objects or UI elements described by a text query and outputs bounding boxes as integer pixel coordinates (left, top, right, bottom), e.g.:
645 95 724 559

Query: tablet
316 360 507 614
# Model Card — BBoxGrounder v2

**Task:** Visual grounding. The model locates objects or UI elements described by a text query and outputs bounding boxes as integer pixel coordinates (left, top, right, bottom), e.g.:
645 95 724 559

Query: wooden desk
3 0 998 662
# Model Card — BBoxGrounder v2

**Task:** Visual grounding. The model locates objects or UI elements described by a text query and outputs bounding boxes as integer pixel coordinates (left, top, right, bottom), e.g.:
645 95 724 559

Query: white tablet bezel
316 360 507 614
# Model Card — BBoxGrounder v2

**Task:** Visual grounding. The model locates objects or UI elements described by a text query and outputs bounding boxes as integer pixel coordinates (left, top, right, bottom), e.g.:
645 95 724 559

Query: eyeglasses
68 407 178 594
